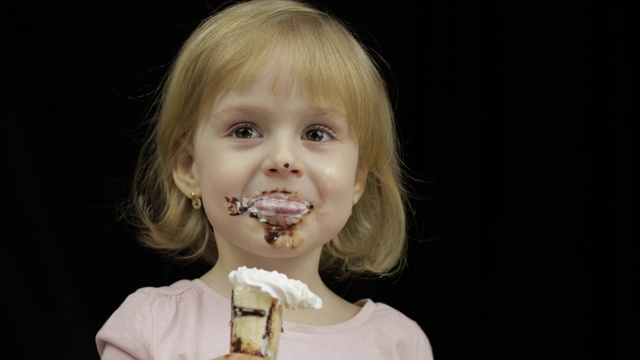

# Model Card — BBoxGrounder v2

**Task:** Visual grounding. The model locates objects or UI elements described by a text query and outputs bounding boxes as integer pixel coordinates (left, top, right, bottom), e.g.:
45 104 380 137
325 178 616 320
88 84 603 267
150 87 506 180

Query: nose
262 140 303 176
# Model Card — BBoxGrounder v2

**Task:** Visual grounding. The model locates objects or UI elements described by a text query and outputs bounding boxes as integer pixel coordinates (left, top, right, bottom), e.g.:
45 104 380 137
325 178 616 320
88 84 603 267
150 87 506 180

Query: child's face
175 66 367 259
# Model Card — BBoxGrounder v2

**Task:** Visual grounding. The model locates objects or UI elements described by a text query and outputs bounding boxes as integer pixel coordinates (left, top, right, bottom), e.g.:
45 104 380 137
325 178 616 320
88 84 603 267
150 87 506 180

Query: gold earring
191 192 202 209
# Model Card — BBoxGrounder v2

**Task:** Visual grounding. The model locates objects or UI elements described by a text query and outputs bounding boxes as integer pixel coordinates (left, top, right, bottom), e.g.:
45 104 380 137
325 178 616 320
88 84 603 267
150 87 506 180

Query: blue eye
304 125 335 142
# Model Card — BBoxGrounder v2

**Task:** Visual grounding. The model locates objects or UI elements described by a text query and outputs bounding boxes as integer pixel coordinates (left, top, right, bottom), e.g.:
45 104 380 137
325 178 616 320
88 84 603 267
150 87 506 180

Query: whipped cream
229 266 323 310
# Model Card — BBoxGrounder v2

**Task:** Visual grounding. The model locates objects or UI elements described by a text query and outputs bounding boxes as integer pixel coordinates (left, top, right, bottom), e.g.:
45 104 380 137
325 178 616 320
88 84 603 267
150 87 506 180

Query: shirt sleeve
410 321 434 360
376 302 435 359
96 291 154 359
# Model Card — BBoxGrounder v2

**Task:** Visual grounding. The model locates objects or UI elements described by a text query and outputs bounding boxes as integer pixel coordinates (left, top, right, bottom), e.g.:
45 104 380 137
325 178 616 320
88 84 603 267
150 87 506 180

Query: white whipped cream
229 266 323 310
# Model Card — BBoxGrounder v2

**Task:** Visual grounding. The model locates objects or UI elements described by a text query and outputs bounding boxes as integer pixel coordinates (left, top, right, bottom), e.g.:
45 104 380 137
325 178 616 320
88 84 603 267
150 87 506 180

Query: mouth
226 191 313 227
250 197 310 225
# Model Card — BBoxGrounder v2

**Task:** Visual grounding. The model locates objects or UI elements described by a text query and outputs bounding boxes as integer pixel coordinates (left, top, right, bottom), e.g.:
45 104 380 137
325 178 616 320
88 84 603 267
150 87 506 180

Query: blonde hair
127 0 409 278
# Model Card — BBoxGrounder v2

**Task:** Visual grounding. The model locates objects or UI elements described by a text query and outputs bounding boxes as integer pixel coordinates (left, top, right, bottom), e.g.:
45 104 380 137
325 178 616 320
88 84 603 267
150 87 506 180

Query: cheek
318 153 359 196
319 164 338 194
194 147 248 191
314 189 354 241
197 161 242 210
317 164 358 214
200 180 247 236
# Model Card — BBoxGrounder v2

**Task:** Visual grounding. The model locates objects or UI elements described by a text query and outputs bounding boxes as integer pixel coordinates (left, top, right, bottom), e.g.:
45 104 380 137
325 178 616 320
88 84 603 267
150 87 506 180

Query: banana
230 285 283 359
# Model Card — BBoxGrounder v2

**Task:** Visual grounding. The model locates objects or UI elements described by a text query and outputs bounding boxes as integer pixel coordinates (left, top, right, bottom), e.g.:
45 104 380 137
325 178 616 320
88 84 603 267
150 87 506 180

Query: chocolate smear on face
225 190 313 248
226 196 249 215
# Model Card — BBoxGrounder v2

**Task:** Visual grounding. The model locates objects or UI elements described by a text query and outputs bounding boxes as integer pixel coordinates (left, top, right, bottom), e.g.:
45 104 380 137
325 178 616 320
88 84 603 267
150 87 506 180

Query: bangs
233 22 358 113
195 11 383 144
169 1 391 168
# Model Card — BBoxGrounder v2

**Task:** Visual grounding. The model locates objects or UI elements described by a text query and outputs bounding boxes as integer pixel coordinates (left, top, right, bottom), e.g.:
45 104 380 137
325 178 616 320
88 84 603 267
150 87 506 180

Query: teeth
255 198 309 216
229 195 311 227
245 197 310 225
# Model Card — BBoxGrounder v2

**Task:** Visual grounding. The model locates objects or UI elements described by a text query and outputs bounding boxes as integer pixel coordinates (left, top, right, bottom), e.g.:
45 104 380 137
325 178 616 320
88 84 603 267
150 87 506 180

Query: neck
199 240 362 326
200 240 326 300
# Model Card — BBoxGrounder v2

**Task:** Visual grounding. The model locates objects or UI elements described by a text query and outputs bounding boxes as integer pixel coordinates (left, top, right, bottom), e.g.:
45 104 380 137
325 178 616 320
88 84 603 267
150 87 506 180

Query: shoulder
109 279 208 317
287 299 434 359
101 279 217 325
131 279 206 301
96 279 226 358
361 299 419 328
363 300 434 359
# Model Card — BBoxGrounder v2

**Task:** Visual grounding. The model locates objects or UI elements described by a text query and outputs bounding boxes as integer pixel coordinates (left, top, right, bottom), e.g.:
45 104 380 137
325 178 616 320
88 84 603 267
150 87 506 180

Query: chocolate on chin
225 192 314 248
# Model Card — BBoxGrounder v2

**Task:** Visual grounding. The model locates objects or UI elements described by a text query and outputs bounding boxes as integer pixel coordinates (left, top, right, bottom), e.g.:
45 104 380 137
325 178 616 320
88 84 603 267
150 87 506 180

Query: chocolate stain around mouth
225 190 314 248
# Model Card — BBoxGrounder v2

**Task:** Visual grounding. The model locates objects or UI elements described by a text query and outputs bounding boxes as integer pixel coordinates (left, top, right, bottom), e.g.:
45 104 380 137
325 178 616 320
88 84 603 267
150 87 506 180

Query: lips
254 198 309 216
248 197 310 226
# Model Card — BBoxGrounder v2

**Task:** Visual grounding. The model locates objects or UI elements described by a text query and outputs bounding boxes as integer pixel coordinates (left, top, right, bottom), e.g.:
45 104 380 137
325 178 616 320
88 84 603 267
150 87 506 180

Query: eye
227 122 261 139
304 125 336 142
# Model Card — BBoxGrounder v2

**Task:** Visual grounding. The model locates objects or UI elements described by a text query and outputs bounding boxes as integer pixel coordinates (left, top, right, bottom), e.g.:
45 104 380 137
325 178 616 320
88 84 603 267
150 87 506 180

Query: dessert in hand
229 266 322 359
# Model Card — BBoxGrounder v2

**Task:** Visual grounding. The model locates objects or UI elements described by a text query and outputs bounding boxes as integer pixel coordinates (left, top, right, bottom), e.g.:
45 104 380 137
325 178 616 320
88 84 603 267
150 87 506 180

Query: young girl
96 0 433 359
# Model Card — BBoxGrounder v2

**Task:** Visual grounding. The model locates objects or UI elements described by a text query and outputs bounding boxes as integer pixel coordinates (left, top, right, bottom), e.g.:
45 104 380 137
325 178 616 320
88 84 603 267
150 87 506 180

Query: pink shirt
96 279 433 359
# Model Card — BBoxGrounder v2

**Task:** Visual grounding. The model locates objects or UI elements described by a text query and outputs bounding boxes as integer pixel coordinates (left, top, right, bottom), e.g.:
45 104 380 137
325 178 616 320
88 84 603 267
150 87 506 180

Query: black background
1 1 637 359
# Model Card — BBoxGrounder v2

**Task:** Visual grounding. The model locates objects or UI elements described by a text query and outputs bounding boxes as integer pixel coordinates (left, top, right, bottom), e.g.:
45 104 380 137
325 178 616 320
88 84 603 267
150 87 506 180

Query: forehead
202 55 348 123
190 22 376 138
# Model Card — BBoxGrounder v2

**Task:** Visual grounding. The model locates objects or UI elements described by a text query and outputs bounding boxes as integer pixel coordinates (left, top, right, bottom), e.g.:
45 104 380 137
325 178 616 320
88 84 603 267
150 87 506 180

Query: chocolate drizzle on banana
230 287 282 359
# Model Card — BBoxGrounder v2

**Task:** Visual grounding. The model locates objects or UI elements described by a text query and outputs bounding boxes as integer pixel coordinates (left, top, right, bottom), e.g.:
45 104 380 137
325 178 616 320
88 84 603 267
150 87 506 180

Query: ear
173 146 201 198
352 167 368 205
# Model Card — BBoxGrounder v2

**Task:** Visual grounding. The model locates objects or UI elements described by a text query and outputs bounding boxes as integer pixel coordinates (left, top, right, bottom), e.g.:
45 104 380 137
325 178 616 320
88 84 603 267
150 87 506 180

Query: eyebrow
211 105 259 119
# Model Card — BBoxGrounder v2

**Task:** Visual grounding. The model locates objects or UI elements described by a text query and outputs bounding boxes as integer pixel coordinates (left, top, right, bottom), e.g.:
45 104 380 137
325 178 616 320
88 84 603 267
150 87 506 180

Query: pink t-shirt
96 279 433 359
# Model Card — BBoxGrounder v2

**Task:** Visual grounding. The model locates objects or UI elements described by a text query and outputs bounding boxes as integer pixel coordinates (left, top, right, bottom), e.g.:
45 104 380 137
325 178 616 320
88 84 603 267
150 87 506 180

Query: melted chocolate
265 231 280 244
230 299 276 357
263 302 275 341
232 306 267 318
225 196 249 215
230 338 243 354
225 190 313 247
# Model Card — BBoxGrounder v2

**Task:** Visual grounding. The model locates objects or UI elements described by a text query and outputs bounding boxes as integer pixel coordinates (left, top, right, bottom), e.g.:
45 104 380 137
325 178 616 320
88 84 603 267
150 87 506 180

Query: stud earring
191 192 202 209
